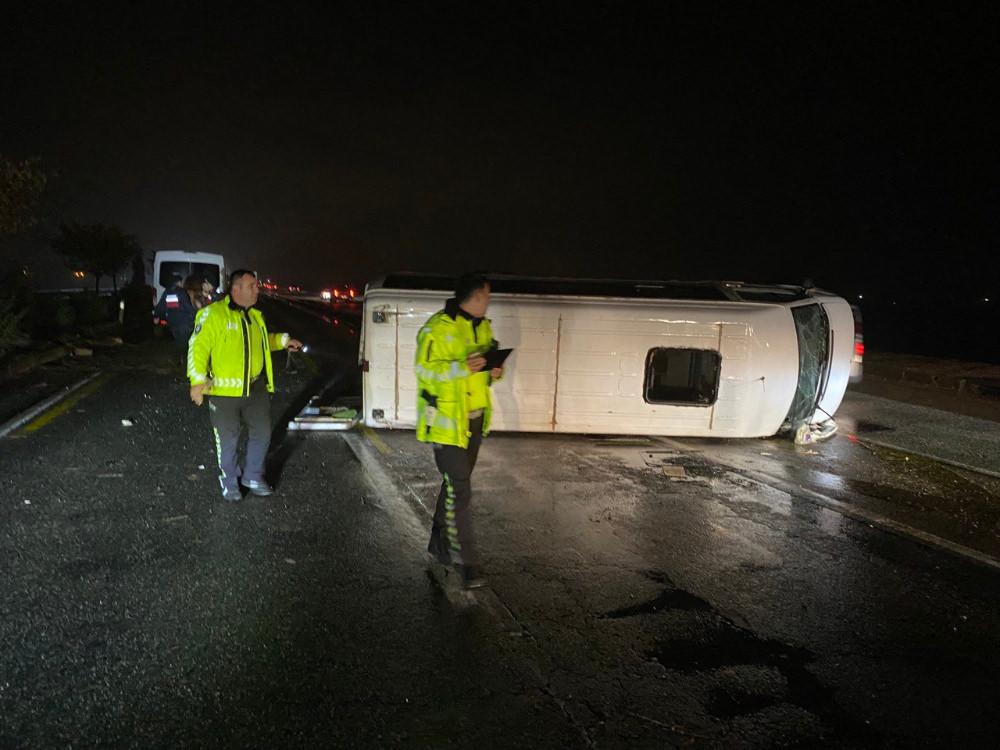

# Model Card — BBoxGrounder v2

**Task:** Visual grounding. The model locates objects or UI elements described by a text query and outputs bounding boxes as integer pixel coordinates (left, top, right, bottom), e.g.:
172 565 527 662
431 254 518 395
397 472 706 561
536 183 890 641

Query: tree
50 222 141 293
0 155 47 238
0 276 29 356
0 155 47 355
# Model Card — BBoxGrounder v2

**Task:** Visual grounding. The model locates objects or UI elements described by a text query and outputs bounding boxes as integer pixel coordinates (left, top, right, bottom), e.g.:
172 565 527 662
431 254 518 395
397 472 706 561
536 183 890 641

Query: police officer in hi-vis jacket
187 269 302 502
415 273 504 589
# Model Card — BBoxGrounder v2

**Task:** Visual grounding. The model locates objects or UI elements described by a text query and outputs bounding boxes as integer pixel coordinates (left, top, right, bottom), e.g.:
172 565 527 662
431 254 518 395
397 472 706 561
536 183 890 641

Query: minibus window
643 348 721 405
191 263 221 290
159 262 189 290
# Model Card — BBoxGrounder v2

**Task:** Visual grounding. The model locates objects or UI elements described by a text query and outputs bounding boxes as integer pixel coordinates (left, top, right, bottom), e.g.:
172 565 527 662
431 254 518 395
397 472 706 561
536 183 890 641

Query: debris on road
82 336 124 349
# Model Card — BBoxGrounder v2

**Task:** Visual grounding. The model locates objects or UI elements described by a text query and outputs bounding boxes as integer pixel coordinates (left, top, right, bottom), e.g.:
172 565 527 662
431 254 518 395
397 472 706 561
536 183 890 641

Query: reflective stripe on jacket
187 296 289 397
414 301 496 448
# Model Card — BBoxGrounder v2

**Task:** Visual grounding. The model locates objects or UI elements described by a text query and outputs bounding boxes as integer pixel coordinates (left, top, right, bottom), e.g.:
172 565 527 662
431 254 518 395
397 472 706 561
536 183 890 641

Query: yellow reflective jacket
187 297 289 397
415 299 497 448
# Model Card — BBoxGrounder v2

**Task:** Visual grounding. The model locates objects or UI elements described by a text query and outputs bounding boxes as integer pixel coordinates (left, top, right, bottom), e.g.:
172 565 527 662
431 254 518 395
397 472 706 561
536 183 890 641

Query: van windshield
785 304 831 427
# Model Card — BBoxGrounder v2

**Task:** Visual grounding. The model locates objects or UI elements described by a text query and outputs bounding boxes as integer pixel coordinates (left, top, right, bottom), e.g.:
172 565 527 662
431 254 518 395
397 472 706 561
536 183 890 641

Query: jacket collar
226 295 253 313
444 297 481 326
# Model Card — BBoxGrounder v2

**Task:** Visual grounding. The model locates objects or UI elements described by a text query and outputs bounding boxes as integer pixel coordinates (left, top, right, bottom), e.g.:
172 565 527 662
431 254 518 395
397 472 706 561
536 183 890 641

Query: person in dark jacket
154 274 205 359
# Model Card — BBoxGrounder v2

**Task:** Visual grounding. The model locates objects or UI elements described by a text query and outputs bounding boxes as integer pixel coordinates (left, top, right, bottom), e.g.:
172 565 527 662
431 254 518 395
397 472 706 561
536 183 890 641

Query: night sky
2 3 998 304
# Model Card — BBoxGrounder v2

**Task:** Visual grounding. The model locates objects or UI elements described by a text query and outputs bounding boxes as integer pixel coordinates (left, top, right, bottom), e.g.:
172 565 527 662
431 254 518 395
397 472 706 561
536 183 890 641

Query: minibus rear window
159 262 222 290
644 348 721 405
159 262 189 289
191 263 221 289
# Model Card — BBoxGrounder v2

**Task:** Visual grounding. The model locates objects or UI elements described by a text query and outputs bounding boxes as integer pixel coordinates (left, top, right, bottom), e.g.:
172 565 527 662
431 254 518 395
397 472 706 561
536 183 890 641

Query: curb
0 371 103 439
660 436 1000 574
857 436 1000 480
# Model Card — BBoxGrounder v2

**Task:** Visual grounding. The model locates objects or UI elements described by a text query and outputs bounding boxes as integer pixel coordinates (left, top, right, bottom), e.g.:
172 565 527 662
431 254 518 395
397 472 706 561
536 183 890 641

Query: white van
152 250 226 303
358 274 859 440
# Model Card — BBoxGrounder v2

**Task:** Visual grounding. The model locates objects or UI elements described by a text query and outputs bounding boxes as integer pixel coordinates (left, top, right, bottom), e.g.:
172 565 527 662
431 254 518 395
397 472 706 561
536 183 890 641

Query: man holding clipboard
414 273 509 589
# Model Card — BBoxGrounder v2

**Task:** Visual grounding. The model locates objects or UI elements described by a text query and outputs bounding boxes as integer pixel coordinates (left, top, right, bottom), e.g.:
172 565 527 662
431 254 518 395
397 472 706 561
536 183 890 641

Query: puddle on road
599 570 879 744
601 587 711 618
706 689 779 719
840 476 957 513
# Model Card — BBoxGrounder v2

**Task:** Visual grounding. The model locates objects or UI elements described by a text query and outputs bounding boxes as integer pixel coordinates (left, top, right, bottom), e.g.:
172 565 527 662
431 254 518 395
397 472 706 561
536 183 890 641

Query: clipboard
483 348 513 370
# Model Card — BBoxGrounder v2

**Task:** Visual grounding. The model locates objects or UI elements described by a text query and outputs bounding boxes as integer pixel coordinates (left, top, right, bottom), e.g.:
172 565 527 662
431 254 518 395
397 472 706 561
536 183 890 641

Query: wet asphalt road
3 301 1000 749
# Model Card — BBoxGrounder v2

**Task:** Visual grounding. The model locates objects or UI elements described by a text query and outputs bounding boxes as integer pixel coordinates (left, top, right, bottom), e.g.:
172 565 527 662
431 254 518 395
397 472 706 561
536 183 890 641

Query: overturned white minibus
359 274 860 439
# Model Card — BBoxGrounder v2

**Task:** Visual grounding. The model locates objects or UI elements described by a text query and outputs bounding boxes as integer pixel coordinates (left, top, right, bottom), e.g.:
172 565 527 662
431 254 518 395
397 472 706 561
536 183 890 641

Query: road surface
2 300 999 749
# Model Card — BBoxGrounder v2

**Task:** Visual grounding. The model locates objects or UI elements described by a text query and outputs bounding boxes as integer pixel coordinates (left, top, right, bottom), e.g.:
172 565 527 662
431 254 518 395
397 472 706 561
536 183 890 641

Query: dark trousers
176 340 189 373
429 416 483 566
207 378 271 493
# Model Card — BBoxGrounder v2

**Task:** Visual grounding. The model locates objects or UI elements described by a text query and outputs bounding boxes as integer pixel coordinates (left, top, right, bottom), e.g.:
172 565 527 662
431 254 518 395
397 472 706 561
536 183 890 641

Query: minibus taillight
852 307 864 364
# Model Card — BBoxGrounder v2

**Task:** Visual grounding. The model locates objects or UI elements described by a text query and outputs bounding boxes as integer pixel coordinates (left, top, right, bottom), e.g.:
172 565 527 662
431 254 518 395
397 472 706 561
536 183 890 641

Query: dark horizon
2 4 998 310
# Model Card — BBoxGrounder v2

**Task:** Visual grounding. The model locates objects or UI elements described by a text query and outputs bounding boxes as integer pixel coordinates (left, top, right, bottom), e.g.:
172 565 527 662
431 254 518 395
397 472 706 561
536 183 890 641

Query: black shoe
455 564 487 590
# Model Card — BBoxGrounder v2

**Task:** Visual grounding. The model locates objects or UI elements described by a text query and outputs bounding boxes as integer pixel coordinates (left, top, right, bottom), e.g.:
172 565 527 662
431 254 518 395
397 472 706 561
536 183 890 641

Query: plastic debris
198 464 205 470
284 558 296 565
662 466 687 478
121 418 134 427
24 500 31 505
794 419 838 445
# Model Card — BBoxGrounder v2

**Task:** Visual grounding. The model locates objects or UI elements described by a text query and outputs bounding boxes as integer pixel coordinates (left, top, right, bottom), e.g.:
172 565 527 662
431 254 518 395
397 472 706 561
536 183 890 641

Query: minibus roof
369 273 815 303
